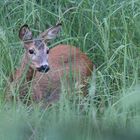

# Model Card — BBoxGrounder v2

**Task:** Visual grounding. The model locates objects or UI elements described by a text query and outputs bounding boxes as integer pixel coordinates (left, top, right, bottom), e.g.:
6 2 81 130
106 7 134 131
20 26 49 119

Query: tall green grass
0 0 140 139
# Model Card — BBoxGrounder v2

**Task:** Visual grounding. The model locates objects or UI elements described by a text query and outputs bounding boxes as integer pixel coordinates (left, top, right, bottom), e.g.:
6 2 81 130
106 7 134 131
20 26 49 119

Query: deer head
19 23 62 73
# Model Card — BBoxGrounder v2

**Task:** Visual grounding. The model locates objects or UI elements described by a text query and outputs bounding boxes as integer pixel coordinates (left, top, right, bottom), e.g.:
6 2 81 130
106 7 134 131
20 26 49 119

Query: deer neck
17 54 36 82
26 66 36 81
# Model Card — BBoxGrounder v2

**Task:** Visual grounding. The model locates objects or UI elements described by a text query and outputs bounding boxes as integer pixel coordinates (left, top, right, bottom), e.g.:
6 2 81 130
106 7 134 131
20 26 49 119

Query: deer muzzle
37 65 50 73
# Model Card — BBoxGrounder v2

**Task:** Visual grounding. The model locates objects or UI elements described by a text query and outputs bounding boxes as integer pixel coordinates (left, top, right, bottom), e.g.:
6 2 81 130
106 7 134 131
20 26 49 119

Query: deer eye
46 49 50 54
29 49 34 54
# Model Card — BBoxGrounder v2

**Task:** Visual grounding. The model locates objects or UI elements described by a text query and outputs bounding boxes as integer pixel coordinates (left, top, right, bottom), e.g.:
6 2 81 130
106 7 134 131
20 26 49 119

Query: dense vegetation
0 0 140 139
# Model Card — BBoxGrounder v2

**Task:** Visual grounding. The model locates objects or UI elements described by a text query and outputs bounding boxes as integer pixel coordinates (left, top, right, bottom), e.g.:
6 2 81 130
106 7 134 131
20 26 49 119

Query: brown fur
33 45 93 102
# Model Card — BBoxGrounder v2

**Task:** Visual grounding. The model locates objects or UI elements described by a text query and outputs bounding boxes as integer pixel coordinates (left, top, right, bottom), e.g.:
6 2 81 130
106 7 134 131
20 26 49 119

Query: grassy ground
0 0 140 139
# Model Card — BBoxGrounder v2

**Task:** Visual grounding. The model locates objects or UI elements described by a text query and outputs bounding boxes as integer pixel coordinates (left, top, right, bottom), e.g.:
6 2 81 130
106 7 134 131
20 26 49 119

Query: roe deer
10 23 93 104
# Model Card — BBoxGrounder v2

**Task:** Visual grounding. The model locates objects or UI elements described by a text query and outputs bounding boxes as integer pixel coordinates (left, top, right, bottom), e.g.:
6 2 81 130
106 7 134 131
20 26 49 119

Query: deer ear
19 24 32 41
40 23 62 41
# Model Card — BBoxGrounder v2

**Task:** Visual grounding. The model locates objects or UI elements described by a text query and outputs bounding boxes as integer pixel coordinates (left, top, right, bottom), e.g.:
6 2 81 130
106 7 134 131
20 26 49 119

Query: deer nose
37 65 50 73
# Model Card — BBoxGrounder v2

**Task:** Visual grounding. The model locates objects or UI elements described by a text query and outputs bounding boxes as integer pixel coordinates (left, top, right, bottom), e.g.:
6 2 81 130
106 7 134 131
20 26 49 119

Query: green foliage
0 0 140 139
